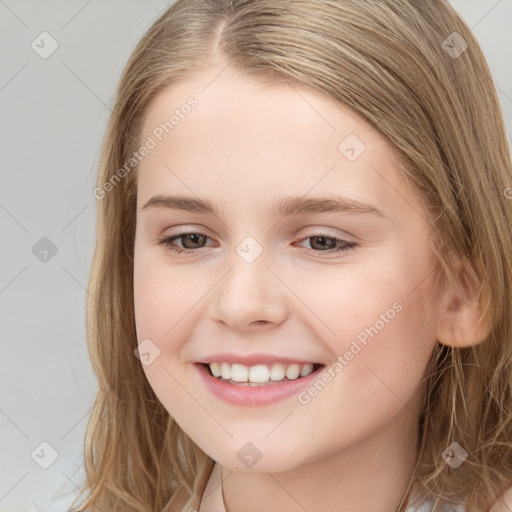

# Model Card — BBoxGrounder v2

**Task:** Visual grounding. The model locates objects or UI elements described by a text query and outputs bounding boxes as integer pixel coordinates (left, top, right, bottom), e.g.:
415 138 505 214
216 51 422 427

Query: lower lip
195 363 324 406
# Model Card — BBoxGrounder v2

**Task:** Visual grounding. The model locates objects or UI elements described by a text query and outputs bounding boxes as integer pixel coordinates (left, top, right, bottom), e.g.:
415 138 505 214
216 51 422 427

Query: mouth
199 361 326 386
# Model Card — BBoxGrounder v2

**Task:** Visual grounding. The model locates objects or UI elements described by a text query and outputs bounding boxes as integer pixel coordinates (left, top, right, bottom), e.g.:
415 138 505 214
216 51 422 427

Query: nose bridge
210 235 288 329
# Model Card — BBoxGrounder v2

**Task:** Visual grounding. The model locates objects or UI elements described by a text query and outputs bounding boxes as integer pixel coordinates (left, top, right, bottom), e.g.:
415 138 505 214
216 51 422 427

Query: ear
435 256 491 348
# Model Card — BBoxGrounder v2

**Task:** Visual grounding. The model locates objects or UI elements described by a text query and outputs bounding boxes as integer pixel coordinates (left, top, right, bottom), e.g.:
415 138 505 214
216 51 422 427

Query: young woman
72 1 512 510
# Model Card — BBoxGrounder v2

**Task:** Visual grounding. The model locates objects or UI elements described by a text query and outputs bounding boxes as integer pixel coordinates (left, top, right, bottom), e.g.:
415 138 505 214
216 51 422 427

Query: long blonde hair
70 1 512 510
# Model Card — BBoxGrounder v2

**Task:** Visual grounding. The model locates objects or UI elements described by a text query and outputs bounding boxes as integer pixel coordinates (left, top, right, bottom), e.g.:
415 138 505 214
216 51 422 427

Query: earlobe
435 257 491 348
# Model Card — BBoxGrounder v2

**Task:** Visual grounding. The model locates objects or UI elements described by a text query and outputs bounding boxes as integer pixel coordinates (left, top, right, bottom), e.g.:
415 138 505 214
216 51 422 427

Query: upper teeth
208 362 316 383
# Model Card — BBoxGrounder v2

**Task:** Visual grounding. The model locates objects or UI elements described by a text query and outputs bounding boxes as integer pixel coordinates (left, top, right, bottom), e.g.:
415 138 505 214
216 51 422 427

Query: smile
195 362 326 406
207 362 322 385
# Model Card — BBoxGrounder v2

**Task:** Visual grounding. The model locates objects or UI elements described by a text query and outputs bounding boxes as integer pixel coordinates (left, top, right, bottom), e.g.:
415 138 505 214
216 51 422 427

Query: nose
208 248 289 332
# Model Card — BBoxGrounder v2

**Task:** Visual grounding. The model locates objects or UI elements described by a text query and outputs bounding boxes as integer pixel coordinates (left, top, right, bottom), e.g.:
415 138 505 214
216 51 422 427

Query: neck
220 407 419 512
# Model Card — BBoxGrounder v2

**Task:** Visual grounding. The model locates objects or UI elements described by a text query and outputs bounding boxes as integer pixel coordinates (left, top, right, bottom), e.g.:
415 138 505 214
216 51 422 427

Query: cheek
133 248 202 341
133 265 174 341
133 249 213 399
133 251 184 385
318 249 438 415
133 255 205 425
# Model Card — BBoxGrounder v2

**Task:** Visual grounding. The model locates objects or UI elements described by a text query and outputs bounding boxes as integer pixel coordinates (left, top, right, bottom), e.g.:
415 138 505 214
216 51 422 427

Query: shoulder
489 486 512 512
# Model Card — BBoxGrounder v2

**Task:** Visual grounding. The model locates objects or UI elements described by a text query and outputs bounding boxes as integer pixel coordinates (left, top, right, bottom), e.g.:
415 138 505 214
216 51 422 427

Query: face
133 65 441 473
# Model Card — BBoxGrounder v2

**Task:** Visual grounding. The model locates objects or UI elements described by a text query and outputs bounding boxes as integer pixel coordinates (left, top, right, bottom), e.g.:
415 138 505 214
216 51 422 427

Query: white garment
199 462 226 512
198 462 465 512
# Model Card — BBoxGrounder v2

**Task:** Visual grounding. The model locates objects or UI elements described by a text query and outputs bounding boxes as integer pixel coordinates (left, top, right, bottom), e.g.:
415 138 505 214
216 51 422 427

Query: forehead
136 66 423 224
141 67 376 146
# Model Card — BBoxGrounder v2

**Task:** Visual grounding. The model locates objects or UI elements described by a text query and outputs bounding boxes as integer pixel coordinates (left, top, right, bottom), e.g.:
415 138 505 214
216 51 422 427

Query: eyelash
157 232 358 256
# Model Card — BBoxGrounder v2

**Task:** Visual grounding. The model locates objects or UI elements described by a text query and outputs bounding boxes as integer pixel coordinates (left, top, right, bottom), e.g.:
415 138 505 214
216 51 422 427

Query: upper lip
196 353 324 366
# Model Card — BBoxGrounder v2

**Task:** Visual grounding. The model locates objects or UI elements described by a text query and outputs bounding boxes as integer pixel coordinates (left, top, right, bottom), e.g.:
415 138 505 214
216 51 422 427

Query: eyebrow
141 194 386 218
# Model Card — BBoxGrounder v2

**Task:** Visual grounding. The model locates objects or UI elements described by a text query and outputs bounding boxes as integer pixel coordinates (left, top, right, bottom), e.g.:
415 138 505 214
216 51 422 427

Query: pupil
311 236 334 250
184 233 205 249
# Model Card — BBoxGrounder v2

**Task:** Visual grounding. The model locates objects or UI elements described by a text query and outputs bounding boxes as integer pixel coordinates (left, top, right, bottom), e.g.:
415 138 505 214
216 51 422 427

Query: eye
157 232 214 254
157 232 358 256
295 235 358 256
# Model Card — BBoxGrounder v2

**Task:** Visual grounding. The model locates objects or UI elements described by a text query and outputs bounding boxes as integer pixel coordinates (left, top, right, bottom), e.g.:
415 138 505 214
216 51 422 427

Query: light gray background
1 1 511 510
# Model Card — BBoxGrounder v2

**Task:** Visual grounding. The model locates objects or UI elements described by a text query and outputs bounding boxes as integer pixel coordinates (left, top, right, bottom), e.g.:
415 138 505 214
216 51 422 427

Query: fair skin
133 63 489 512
